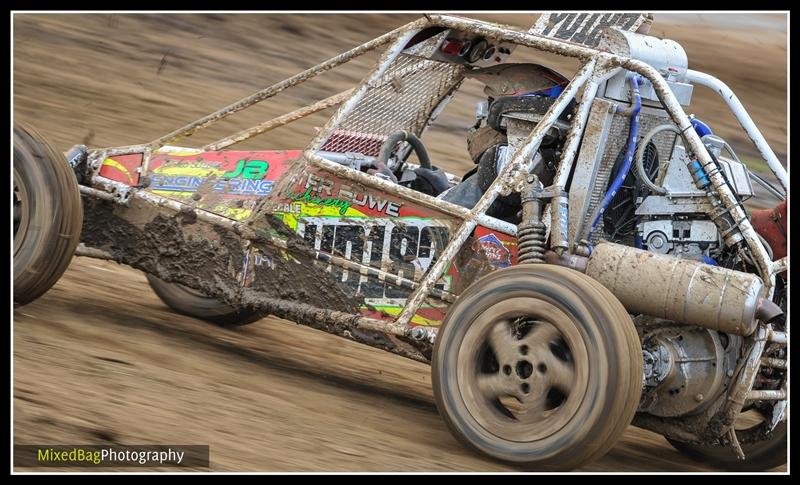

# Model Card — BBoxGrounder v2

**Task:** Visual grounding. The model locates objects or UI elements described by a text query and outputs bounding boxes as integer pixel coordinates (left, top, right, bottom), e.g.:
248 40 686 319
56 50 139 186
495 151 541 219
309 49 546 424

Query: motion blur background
13 13 787 471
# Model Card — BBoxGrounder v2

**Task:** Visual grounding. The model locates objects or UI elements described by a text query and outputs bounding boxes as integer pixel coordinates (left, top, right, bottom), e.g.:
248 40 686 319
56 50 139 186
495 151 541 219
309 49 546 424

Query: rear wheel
146 274 264 326
14 124 83 305
666 404 787 471
432 264 643 470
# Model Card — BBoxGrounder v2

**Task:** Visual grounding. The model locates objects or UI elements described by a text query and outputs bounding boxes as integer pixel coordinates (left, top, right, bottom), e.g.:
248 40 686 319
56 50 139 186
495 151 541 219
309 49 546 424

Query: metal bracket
727 427 746 461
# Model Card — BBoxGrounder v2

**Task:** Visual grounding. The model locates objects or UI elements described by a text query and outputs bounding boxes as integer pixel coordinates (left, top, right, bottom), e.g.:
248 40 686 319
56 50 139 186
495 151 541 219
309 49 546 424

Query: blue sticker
478 233 511 269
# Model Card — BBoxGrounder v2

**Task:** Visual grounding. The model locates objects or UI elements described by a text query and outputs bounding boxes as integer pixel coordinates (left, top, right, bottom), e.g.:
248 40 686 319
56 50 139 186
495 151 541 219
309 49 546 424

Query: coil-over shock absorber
517 175 547 264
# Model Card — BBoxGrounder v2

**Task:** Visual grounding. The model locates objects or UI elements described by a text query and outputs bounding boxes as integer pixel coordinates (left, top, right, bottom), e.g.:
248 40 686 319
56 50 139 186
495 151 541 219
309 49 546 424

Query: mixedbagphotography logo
14 445 210 468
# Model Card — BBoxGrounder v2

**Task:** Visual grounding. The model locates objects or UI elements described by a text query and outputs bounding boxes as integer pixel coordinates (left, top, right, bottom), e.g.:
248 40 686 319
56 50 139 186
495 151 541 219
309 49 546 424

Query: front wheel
432 264 643 470
146 274 264 326
14 124 83 306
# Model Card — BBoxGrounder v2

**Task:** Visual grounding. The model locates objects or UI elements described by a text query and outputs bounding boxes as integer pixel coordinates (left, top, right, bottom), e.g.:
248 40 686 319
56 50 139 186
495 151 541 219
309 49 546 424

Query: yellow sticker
101 158 134 184
369 305 442 327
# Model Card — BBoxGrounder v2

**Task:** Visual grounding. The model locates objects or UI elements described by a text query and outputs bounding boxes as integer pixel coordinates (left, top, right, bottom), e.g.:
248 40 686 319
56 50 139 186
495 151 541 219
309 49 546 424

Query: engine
632 136 755 264
574 28 757 267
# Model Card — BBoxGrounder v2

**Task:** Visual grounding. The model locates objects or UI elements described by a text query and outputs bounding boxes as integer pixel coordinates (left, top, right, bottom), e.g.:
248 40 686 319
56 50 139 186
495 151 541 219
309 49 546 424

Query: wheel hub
457 296 589 442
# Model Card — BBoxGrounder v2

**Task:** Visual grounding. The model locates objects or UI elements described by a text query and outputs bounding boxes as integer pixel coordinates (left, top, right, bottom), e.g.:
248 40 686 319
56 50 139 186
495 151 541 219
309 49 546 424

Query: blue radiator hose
588 74 642 241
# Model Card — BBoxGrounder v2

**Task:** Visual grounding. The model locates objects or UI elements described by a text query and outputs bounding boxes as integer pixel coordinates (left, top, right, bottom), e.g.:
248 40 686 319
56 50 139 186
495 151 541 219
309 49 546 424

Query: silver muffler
547 242 782 336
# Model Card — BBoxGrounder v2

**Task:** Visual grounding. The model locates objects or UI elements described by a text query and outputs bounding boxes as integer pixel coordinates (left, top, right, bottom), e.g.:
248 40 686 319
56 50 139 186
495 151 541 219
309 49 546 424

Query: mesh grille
320 54 465 157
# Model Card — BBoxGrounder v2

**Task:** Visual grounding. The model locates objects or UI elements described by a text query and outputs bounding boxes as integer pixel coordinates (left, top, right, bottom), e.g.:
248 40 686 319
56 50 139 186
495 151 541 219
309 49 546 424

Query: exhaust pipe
755 298 784 325
546 242 781 336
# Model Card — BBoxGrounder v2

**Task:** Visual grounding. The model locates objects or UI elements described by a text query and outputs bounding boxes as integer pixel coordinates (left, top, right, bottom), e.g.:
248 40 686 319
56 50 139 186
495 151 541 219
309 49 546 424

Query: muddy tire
432 264 643 471
13 124 83 306
146 274 263 326
666 419 787 471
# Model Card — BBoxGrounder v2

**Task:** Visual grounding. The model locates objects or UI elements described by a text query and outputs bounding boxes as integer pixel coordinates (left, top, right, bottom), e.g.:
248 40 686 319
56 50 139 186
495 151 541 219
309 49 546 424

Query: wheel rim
456 296 590 442
13 165 30 255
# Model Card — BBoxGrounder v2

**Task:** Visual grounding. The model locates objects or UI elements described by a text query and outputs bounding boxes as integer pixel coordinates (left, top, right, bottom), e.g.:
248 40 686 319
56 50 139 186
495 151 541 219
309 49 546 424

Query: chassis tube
149 18 428 149
79 185 116 201
685 69 788 191
720 325 770 428
746 389 787 401
429 14 604 60
552 66 621 189
305 151 518 236
203 89 354 151
544 66 621 253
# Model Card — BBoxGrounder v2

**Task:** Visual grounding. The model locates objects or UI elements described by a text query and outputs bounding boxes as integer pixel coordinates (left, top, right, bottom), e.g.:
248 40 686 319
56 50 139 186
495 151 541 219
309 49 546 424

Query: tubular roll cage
83 14 788 347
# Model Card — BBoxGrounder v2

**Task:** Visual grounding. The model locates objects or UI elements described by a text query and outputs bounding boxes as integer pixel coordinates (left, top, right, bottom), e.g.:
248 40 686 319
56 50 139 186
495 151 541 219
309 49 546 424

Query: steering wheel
377 130 433 172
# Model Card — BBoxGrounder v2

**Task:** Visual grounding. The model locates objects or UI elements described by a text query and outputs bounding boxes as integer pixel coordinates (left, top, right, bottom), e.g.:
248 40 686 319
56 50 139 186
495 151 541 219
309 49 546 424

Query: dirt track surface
13 13 787 472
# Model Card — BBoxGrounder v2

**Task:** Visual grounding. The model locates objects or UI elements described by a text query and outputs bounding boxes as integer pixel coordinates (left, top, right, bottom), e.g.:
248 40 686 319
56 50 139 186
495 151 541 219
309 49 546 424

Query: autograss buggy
14 13 788 471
